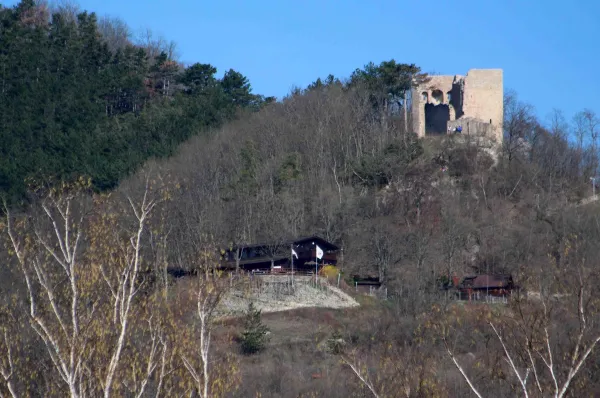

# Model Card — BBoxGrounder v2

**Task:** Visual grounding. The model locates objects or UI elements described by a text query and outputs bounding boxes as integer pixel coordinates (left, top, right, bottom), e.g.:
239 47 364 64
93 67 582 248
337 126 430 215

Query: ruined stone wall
447 117 493 137
411 69 503 143
411 75 455 137
461 69 503 142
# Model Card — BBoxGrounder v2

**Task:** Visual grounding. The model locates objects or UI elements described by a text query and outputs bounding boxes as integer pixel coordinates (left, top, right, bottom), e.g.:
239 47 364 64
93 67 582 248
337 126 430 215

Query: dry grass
218 305 372 398
218 275 359 316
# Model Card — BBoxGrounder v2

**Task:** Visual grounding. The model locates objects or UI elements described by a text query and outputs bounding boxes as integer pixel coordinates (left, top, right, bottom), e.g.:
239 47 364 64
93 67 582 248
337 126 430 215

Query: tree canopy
0 0 270 205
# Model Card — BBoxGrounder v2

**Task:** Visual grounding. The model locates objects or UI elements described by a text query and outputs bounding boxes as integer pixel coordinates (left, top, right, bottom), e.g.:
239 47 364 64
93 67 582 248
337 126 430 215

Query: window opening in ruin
449 83 464 119
425 103 450 135
431 90 443 105
447 92 452 103
421 92 428 102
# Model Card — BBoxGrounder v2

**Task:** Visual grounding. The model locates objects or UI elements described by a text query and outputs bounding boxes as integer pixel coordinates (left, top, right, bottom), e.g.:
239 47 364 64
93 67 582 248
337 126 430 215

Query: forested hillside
1 1 600 397
0 0 272 203
156 71 599 396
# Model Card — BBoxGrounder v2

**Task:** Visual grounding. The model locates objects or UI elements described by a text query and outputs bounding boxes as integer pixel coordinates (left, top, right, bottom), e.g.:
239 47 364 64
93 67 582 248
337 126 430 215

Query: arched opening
431 89 443 105
421 91 428 102
425 103 450 135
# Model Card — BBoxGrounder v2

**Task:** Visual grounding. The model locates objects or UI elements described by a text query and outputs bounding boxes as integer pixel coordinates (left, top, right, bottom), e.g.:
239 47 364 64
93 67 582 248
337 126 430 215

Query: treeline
160 69 600 288
0 0 273 203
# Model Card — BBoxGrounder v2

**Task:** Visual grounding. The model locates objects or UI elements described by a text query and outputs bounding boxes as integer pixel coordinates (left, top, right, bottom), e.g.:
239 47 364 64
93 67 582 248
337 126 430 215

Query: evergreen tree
349 59 427 116
239 302 269 355
179 62 218 95
0 0 266 206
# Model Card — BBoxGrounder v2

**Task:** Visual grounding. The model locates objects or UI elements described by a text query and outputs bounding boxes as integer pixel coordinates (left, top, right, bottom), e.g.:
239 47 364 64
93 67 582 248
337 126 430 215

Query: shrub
239 302 270 355
326 330 346 354
320 265 338 279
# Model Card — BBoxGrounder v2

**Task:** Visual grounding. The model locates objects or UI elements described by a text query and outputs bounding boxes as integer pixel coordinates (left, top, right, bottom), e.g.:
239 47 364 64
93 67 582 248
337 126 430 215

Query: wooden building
352 275 383 296
457 274 517 301
221 236 339 273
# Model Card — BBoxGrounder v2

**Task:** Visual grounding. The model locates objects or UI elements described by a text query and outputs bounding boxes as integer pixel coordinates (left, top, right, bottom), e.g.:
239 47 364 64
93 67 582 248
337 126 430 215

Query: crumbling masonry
411 69 503 143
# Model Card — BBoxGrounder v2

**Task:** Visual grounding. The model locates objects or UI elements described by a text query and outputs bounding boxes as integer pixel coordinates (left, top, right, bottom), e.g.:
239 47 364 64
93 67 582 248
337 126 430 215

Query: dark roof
461 274 513 289
225 235 339 252
225 242 274 251
292 236 339 251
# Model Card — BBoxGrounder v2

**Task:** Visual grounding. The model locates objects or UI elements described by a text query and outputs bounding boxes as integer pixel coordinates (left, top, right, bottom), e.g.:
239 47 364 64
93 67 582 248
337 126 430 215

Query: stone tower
411 69 503 143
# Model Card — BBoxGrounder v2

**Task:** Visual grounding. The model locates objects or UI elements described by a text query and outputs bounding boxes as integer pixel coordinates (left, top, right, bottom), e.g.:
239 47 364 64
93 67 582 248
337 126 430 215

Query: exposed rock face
411 69 503 144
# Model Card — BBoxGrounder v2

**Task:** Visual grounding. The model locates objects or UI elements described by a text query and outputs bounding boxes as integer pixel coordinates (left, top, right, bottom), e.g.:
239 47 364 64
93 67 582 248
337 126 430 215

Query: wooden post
290 243 294 288
403 95 408 136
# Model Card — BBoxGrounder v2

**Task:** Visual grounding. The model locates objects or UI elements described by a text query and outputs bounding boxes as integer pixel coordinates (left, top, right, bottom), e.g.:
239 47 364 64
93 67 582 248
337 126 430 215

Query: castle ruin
411 69 503 143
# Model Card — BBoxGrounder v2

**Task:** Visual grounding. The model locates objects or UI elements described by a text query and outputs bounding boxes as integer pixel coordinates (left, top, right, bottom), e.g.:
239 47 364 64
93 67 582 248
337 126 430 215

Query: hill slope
1 2 600 397
0 1 271 203
219 275 359 315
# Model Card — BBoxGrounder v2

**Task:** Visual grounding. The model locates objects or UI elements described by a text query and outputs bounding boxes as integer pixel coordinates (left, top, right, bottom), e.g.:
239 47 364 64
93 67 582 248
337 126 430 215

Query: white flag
316 245 324 260
292 248 298 259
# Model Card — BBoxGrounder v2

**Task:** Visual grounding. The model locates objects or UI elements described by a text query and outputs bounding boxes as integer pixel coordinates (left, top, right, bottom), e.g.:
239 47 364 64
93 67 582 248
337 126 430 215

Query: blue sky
4 0 600 125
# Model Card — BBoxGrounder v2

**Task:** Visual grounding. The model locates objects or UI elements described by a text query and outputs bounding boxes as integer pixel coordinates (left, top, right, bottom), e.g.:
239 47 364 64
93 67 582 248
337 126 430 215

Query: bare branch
341 355 381 398
443 336 484 398
489 322 529 397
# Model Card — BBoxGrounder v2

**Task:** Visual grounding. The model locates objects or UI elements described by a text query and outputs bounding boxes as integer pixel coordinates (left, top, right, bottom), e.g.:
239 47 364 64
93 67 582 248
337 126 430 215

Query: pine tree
239 302 269 355
0 1 265 206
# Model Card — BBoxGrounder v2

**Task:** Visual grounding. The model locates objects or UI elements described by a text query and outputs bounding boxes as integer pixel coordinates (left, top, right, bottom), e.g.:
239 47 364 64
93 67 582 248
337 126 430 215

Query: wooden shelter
457 274 517 301
220 235 339 273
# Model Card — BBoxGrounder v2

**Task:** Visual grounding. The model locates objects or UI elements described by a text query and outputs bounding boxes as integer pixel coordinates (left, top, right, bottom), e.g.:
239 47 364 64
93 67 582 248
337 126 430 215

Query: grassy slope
218 297 379 398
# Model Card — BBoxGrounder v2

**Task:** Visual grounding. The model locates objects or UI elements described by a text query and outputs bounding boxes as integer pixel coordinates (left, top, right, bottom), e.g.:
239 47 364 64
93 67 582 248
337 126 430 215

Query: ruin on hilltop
411 69 503 143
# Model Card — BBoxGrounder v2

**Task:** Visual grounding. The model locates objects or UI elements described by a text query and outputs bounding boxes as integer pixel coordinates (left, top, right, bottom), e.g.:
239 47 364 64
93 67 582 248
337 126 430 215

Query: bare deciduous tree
0 318 17 398
2 176 165 397
98 16 131 52
94 179 158 398
444 232 600 398
178 241 238 398
503 90 537 162
4 180 93 398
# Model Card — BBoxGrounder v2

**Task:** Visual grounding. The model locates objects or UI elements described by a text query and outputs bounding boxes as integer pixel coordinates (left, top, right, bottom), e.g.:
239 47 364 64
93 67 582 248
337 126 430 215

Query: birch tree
1 177 164 397
178 242 240 398
3 179 95 397
0 315 17 398
87 177 162 397
338 336 443 398
443 233 600 398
